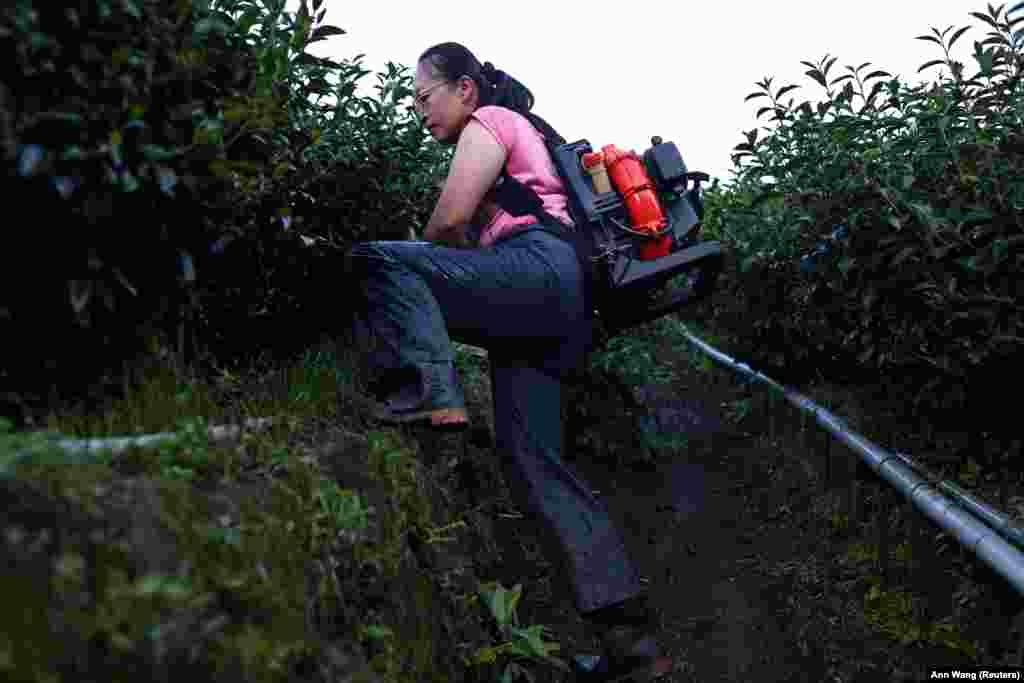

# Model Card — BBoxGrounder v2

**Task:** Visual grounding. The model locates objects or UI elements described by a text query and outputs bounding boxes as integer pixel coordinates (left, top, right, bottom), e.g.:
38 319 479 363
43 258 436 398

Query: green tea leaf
890 245 917 267
137 574 192 599
992 239 1009 263
507 583 522 619
968 12 999 30
956 256 978 271
120 171 140 193
775 84 800 99
909 202 937 228
863 70 892 82
194 17 231 37
478 582 502 624
918 59 946 73
363 624 393 641
309 24 345 41
948 25 972 50
962 207 994 226
805 70 828 88
492 587 509 625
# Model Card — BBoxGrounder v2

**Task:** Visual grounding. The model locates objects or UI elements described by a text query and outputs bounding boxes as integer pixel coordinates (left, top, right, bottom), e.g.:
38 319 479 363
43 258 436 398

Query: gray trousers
347 228 643 613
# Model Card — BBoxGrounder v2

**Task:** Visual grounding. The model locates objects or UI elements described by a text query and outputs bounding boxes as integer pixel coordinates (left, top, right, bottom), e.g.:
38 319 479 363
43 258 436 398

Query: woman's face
414 60 478 146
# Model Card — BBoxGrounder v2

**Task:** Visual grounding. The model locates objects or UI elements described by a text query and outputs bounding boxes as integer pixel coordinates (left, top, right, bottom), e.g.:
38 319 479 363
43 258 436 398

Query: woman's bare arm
423 119 505 245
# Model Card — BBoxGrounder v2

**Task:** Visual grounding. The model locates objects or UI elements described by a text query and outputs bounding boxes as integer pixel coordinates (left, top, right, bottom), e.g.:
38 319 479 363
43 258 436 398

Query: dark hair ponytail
417 42 566 146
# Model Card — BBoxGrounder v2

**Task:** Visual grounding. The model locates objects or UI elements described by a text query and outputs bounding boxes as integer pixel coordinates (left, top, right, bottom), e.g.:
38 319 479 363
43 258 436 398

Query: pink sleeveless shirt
469 106 573 247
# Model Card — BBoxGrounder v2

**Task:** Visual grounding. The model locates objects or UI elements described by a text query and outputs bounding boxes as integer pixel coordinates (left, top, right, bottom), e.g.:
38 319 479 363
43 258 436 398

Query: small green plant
287 347 350 408
468 582 568 681
666 317 731 373
671 340 716 374
315 480 370 532
639 429 691 452
156 415 212 480
861 577 979 655
724 397 754 423
830 511 850 532
204 524 242 548
360 624 395 641
453 343 488 383
268 445 289 469
163 464 198 481
590 323 676 387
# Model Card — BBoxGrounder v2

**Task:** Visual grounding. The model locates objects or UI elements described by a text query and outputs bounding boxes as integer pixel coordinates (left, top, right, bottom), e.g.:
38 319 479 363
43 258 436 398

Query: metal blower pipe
1 418 276 476
888 449 1024 551
678 324 1024 596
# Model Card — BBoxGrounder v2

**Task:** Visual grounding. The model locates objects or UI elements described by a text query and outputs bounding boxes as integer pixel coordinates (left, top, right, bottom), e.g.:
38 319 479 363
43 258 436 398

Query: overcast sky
294 1 1014 185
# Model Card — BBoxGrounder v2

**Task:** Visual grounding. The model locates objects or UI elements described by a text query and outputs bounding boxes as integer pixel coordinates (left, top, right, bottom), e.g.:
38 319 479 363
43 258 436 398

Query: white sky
294 1 1013 185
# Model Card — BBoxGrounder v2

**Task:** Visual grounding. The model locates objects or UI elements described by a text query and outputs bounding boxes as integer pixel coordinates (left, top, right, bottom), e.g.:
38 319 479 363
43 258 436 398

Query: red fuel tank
602 144 671 259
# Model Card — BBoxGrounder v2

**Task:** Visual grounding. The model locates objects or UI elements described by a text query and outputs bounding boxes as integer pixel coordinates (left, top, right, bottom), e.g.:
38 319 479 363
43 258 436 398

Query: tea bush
703 2 1024 414
1 0 451 419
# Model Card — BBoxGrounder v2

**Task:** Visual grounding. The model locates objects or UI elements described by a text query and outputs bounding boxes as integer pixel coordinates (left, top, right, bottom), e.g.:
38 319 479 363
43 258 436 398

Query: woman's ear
457 76 476 104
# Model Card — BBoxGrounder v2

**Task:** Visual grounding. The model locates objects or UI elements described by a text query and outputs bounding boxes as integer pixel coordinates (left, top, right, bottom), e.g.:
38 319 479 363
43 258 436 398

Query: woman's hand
428 223 472 248
473 195 499 227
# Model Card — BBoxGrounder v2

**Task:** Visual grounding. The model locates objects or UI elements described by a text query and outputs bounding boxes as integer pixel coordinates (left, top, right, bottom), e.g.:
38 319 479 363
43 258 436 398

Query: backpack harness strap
489 135 602 323
491 168 598 324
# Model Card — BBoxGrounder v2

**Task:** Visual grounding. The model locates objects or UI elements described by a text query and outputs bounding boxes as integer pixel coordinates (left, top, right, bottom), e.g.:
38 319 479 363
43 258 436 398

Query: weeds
467 581 568 681
47 361 223 438
590 319 678 386
639 427 691 453
315 480 370 532
723 397 755 424
861 577 979 655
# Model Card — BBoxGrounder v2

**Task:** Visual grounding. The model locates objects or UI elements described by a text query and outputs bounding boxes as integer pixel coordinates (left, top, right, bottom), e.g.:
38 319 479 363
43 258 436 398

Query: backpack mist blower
491 133 724 340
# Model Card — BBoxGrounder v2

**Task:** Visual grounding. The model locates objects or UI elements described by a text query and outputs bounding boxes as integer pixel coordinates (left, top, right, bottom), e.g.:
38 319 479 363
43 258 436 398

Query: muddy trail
475 341 1011 683
480 361 820 682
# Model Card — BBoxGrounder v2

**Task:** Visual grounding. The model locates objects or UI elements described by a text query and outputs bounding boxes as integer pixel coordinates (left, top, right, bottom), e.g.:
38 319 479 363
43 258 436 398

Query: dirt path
578 388 823 681
575 437 825 681
483 362 835 681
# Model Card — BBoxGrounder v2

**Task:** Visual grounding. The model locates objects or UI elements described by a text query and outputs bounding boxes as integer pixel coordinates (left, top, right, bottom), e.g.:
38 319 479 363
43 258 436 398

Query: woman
346 42 663 678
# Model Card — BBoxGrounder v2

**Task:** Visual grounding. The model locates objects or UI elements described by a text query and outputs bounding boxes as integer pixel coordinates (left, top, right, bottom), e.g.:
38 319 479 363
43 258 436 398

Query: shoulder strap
491 164 598 323
491 169 567 230
486 112 601 318
489 118 571 230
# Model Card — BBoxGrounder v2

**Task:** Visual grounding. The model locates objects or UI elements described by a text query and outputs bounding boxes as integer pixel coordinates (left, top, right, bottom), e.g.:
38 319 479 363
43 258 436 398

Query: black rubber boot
366 361 469 430
573 597 666 681
571 631 662 681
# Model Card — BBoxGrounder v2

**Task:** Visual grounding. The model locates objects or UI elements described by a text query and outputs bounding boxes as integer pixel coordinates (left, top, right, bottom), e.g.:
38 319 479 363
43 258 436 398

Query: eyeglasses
413 81 450 113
